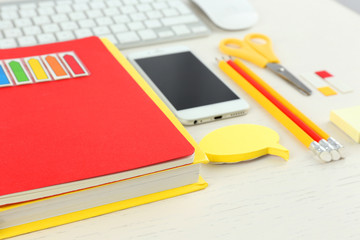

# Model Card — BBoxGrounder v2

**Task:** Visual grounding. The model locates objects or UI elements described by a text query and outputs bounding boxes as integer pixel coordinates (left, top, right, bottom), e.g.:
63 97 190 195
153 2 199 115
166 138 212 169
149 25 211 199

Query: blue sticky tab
0 65 11 86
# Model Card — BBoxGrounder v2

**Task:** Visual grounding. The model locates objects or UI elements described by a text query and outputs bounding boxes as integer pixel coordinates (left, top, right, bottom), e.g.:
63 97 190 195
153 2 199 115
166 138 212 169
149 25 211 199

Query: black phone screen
135 51 239 111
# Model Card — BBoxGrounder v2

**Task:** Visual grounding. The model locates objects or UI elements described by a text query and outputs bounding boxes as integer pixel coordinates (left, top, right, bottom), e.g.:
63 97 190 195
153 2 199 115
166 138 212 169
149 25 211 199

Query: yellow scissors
219 33 312 96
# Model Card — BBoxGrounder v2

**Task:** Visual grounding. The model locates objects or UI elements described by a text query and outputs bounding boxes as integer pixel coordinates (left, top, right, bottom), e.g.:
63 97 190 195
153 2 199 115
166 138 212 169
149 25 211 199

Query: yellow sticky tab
29 58 48 80
199 124 289 163
318 86 337 96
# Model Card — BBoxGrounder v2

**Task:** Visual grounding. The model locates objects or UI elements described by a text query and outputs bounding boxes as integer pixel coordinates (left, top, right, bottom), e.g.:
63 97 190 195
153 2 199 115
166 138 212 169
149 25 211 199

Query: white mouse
191 0 258 30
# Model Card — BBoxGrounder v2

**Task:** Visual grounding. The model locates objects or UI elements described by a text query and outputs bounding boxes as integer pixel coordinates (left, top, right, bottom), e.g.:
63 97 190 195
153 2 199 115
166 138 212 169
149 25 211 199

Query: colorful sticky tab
24 56 52 82
0 62 13 87
0 51 89 89
300 73 337 96
315 71 333 79
318 86 337 96
5 59 32 85
315 70 353 93
59 52 89 78
41 54 70 80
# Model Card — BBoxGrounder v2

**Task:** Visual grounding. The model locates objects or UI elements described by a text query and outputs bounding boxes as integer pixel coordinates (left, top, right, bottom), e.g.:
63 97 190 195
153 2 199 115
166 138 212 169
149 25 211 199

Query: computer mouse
191 0 258 30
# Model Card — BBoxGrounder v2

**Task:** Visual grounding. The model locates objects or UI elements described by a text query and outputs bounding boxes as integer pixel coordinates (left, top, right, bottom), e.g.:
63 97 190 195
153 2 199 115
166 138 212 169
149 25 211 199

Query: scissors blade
266 63 312 96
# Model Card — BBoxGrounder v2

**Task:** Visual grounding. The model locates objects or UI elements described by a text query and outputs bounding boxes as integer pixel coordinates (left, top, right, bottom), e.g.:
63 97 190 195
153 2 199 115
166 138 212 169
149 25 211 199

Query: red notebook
0 37 194 203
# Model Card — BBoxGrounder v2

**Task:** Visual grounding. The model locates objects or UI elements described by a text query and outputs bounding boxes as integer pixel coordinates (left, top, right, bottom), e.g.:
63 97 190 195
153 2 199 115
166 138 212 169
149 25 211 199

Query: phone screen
135 51 239 111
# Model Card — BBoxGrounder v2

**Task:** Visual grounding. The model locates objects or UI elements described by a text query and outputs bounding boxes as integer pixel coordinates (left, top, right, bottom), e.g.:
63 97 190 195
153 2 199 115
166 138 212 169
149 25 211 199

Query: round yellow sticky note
199 124 289 163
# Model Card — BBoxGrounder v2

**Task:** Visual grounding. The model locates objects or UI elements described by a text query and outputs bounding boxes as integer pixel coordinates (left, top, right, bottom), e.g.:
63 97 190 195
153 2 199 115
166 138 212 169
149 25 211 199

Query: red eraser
315 70 333 79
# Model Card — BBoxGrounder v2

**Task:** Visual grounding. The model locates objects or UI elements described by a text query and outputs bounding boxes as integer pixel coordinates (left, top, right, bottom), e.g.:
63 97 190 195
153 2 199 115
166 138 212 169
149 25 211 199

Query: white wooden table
6 0 360 239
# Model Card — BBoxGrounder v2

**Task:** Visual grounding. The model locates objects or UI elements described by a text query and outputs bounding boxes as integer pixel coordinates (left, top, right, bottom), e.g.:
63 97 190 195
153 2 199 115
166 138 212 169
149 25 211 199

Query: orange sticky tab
45 56 67 77
318 86 337 96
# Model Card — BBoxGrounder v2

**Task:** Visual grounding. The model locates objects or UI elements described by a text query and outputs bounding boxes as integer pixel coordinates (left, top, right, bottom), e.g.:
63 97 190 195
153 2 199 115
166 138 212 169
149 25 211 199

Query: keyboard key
19 3 36 9
153 2 168 10
161 15 198 26
110 24 127 33
113 15 130 24
116 32 139 43
56 5 73 13
90 2 106 9
93 26 111 35
0 39 17 49
86 9 103 18
33 16 51 25
74 29 94 38
56 31 75 41
37 33 56 44
60 22 79 31
0 5 18 12
146 10 162 19
51 14 69 23
169 1 191 14
0 20 13 30
18 36 38 47
137 4 152 12
95 17 113 26
23 26 42 36
39 1 55 7
145 19 162 28
121 6 136 14
138 29 157 40
158 30 174 38
19 9 37 18
4 29 22 38
123 0 138 5
73 3 90 11
69 12 87 21
14 18 33 28
105 0 123 7
130 13 146 21
127 22 145 31
42 24 61 33
60 0 72 4
78 19 96 28
38 7 55 15
103 8 120 16
162 8 179 17
172 25 190 35
1 11 19 20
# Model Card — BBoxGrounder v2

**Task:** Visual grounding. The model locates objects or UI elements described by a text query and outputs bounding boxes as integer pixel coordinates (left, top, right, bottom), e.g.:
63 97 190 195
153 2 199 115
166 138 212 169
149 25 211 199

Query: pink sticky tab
315 71 333 79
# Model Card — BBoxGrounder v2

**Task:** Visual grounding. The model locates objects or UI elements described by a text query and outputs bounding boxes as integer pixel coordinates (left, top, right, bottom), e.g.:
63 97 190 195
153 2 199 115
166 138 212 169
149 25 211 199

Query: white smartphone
128 46 249 125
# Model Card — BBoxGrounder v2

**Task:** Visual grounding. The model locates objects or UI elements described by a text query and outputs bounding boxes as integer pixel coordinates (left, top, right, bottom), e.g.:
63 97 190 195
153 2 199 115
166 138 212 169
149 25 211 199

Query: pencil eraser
330 105 360 143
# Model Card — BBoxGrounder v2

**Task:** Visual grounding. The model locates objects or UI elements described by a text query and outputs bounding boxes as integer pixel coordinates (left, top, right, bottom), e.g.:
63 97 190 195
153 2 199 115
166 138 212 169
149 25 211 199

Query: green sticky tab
9 61 29 83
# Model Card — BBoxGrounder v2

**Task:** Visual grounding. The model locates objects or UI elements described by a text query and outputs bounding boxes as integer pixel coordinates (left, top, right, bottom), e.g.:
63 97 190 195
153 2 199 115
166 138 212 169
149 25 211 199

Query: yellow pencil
233 59 329 139
232 59 344 158
218 60 332 161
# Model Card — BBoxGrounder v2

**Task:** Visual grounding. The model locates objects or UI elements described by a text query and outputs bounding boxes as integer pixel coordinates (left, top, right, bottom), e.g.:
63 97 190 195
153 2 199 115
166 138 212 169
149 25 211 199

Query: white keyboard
0 0 211 49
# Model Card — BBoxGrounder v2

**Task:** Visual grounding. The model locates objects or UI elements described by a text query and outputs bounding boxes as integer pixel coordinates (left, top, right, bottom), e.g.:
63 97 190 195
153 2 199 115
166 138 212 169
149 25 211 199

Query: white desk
7 0 360 239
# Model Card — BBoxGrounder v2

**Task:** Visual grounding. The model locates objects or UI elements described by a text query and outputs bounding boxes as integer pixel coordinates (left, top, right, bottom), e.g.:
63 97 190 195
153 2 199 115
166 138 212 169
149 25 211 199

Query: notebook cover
0 37 196 197
0 39 208 239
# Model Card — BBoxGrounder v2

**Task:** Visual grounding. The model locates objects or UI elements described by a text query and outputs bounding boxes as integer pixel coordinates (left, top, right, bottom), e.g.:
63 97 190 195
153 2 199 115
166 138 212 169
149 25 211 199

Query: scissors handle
219 38 269 68
244 33 279 63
